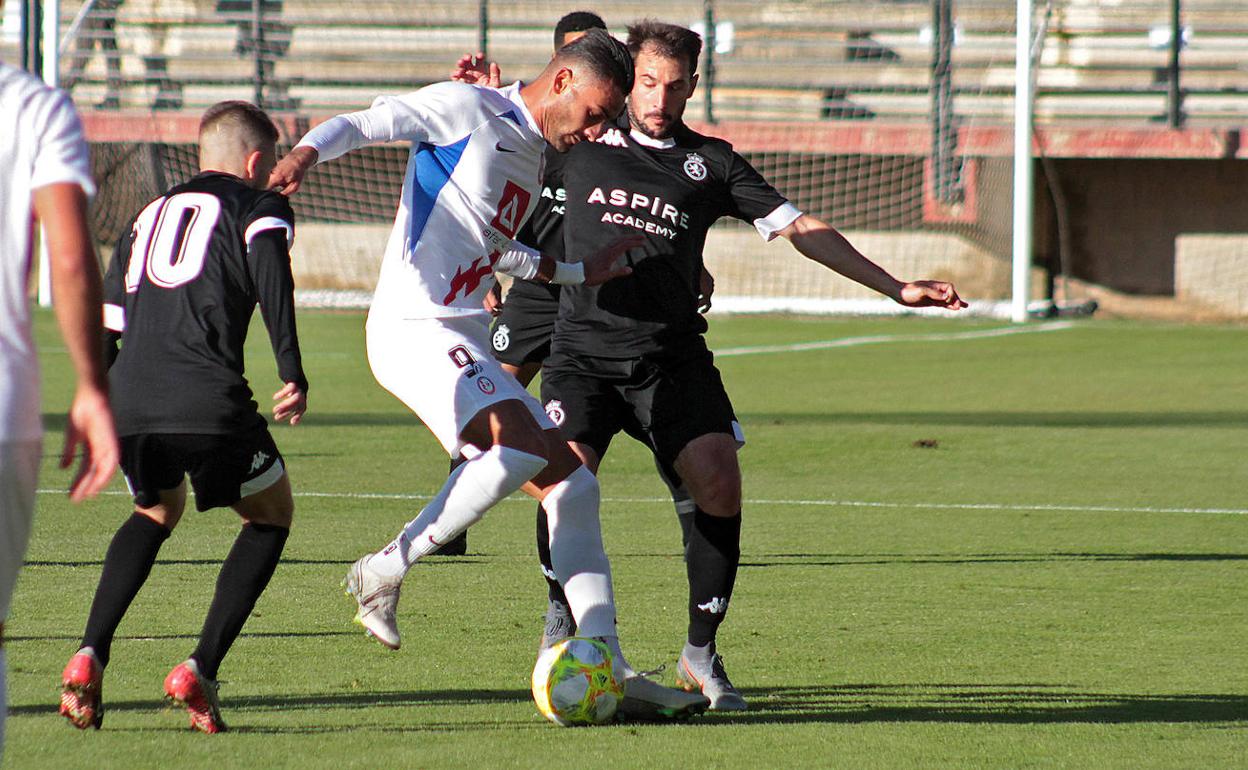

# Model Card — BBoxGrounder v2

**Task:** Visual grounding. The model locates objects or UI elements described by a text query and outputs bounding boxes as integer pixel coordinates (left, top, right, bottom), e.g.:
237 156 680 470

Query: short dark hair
555 27 634 95
199 100 279 149
554 11 607 50
626 19 702 75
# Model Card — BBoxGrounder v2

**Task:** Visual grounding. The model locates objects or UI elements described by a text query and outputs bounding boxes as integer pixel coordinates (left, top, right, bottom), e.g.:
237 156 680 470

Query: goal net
63 0 1023 316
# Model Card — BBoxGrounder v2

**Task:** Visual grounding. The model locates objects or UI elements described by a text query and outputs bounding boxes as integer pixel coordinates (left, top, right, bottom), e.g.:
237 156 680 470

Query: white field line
35 488 1247 516
714 320 1076 357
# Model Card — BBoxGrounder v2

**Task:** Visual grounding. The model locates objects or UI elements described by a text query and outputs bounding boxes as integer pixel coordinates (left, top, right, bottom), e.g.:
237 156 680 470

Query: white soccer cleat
677 648 748 711
617 673 710 722
343 555 403 650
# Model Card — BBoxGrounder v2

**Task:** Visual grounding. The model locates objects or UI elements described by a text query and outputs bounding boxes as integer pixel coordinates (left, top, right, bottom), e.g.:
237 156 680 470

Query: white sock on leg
368 446 547 577
542 465 633 676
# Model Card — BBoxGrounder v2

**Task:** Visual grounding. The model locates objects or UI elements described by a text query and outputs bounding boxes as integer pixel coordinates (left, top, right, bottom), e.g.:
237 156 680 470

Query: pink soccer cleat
163 659 226 734
60 648 104 729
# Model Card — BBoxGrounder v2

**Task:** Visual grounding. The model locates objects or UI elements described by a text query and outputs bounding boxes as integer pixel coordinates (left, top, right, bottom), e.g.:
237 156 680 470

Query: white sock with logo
542 465 633 677
367 445 547 578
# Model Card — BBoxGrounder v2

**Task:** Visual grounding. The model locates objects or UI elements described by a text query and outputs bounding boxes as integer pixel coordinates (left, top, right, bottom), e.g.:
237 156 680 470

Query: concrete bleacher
55 0 1248 125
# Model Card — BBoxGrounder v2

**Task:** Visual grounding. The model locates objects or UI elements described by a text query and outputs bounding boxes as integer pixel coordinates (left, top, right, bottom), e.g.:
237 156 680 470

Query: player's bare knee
528 435 581 492
694 474 741 517
235 474 294 527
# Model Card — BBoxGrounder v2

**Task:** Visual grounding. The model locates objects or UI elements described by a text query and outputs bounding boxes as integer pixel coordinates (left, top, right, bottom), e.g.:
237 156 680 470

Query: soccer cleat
430 530 467 556
538 599 575 651
163 659 226 734
343 554 403 650
60 647 104 729
617 673 710 722
677 648 748 711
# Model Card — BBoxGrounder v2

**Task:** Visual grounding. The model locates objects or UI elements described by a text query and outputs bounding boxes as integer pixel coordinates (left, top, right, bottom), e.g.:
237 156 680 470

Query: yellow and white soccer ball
531 636 624 726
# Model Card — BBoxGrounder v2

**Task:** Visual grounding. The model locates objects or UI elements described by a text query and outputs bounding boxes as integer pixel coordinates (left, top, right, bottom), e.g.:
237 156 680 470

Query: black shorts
540 344 743 471
491 279 560 367
120 427 284 512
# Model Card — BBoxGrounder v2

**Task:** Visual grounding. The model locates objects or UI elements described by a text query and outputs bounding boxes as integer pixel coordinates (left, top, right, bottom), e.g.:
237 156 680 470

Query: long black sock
686 509 741 647
536 502 569 605
191 523 288 680
80 514 171 667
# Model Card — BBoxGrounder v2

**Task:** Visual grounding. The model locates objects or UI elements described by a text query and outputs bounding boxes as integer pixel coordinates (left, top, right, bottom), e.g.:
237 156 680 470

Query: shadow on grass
740 552 1248 568
24 557 485 568
15 683 1247 729
739 410 1248 429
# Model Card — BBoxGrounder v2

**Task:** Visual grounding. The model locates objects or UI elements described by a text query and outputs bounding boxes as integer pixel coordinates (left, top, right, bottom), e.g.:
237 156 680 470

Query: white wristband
551 261 586 285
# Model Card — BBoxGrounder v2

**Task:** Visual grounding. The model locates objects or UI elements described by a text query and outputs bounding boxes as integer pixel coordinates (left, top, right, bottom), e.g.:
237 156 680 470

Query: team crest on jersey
477 376 496 395
683 152 708 181
492 324 511 351
595 128 628 148
544 399 565 426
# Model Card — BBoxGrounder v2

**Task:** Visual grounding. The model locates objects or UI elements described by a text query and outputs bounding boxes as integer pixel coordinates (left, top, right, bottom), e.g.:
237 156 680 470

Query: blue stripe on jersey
409 134 472 245
499 109 521 126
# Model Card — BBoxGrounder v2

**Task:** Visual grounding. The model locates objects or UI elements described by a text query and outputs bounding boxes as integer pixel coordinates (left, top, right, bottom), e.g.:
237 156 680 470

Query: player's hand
697 267 716 313
273 382 307 425
451 52 501 88
268 146 319 196
60 385 119 502
581 235 642 286
898 280 969 310
483 283 504 316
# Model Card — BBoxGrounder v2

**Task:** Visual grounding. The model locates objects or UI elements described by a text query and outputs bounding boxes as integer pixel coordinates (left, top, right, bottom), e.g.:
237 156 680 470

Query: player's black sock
81 513 172 667
537 501 569 605
191 523 288 680
686 509 741 648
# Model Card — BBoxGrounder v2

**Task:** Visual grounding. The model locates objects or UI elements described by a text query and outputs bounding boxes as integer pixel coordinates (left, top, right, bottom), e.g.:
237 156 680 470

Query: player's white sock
542 465 633 676
367 446 547 578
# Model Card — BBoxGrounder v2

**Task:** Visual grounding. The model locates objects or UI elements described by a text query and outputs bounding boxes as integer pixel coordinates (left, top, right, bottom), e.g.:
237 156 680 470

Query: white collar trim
629 129 676 149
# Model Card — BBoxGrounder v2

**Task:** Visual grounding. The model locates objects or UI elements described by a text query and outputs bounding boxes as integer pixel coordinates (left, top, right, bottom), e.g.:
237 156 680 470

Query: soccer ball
531 636 624 726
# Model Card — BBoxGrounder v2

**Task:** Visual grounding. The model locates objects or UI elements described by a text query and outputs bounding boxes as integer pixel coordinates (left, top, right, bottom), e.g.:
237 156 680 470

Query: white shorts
366 314 556 457
0 440 40 621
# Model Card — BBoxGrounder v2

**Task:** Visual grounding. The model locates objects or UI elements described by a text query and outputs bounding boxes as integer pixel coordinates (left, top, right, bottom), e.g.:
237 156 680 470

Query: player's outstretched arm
451 52 502 88
33 182 120 501
268 145 318 195
778 213 968 310
578 235 643 286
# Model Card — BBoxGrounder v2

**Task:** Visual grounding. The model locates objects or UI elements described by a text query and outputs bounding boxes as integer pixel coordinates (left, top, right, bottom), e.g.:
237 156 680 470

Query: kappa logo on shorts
249 451 269 474
492 324 511 351
477 376 496 395
544 399 565 426
683 152 708 181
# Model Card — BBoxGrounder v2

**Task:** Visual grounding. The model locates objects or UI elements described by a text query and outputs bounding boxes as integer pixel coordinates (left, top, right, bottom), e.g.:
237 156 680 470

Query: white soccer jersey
0 63 96 442
296 81 546 322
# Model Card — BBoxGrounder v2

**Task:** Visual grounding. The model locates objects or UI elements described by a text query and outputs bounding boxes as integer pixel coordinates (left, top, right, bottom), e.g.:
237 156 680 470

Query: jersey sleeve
245 194 308 393
30 88 95 198
100 226 133 369
724 150 802 241
297 82 472 162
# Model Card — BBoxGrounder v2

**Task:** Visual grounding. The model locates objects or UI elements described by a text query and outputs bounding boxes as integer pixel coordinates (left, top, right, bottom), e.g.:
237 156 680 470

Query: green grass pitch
6 311 1246 768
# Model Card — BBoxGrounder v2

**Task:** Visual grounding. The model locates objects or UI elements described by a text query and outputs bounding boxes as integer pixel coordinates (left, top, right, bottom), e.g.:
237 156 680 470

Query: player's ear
552 67 574 96
243 149 264 182
688 72 700 98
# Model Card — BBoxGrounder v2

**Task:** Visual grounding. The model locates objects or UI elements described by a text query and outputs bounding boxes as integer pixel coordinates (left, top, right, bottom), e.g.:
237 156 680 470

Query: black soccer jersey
102 172 306 435
553 116 792 357
503 146 568 308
